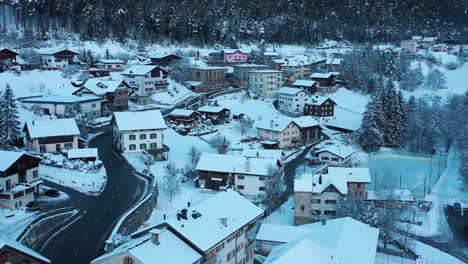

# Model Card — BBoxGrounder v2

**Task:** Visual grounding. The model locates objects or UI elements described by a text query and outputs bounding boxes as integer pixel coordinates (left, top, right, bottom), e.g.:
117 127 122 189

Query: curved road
41 132 146 264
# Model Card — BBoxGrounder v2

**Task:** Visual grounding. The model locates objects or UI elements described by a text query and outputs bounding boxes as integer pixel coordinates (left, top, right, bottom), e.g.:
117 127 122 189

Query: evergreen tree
85 49 94 68
359 95 384 152
105 48 112 59
0 85 20 149
425 69 447 91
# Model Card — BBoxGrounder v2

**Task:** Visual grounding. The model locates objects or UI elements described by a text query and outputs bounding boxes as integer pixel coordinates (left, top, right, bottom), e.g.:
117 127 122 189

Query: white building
256 116 301 149
314 144 355 166
400 40 418 53
248 70 283 98
92 190 264 264
23 118 82 154
40 49 79 69
95 59 126 71
277 87 310 113
196 153 283 197
112 110 168 159
0 151 42 209
121 65 169 97
20 95 103 118
259 217 379 264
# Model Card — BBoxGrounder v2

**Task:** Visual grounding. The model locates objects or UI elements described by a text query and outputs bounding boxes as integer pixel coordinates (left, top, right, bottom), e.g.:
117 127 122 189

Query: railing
245 241 256 253
0 184 36 200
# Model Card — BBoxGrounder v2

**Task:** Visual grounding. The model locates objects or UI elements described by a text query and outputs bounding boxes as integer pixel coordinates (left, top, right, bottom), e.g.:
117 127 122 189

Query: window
259 177 265 181
331 157 339 161
311 199 321 204
64 143 73 149
312 209 321 215
139 134 146 140
150 133 157 139
129 134 136 140
300 205 305 211
259 186 265 191
39 145 46 153
150 143 157 149
215 242 225 252
357 183 362 188
325 199 337 204
129 144 136 150
123 257 134 264
238 175 244 180
237 185 244 190
56 144 61 152
324 210 337 216
91 103 96 108
33 170 38 179
140 143 147 150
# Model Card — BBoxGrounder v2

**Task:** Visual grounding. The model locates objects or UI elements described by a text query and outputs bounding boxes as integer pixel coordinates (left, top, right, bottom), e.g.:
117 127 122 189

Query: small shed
67 148 99 162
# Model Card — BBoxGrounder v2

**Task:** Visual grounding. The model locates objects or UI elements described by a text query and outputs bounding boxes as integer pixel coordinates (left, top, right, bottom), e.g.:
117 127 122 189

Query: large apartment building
189 67 228 92
121 65 169 97
248 70 282 99
232 64 269 87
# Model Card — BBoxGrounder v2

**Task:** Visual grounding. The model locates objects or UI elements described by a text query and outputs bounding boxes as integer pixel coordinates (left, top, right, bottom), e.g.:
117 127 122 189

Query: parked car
453 202 463 216
26 201 43 212
45 188 60 198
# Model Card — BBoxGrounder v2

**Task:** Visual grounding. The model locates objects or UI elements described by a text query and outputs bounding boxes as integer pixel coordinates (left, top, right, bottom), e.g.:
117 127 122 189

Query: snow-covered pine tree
85 49 94 68
0 85 20 149
425 69 447 91
105 48 112 59
358 96 384 152
404 96 419 151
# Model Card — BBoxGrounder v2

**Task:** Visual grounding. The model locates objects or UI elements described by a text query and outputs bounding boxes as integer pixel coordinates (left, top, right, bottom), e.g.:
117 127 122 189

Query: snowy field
0 70 73 97
364 150 446 196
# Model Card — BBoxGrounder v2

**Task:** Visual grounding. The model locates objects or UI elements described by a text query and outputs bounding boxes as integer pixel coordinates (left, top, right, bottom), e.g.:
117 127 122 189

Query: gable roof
315 144 354 158
292 80 316 87
325 58 342 65
20 95 102 105
311 72 335 79
121 65 161 75
277 87 309 96
113 110 166 131
0 48 19 56
307 95 335 106
0 151 32 172
197 106 229 113
256 116 297 133
24 118 80 139
0 236 50 263
96 59 125 64
242 149 284 161
293 116 319 128
40 48 79 55
196 153 278 176
168 109 199 117
165 190 264 252
78 78 128 96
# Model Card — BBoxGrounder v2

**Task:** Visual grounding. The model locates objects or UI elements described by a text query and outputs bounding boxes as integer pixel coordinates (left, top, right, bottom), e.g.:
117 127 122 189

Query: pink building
223 49 249 63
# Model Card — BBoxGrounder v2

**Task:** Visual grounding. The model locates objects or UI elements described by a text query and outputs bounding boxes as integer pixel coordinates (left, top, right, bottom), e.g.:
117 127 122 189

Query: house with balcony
291 79 317 94
324 58 343 72
256 116 302 149
95 59 126 71
0 151 42 209
121 65 169 98
272 58 311 82
23 118 83 154
293 116 322 146
73 78 129 111
294 167 371 225
0 48 19 72
40 49 79 69
195 153 283 197
277 87 310 113
0 236 50 263
167 109 201 128
310 73 337 92
20 95 103 119
112 110 169 160
311 143 355 166
92 190 264 264
197 106 231 124
304 95 336 121
149 53 183 70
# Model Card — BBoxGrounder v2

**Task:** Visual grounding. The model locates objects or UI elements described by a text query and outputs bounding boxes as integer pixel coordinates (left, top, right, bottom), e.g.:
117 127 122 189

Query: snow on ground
36 185 70 203
0 70 74 97
151 79 197 106
328 88 370 114
40 165 107 196
0 208 37 239
374 253 414 264
264 197 295 226
409 239 465 264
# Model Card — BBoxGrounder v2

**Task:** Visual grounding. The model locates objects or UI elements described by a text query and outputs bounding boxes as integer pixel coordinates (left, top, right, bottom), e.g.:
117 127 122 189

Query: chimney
319 174 322 184
321 219 326 226
150 229 162 245
187 201 191 207
245 158 251 172
105 239 114 253
220 217 228 227
270 120 274 128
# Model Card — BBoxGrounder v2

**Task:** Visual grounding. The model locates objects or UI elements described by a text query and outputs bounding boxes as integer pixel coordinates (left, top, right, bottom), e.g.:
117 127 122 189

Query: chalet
232 64 269 87
121 65 169 98
20 95 103 118
258 218 378 264
0 236 50 264
197 106 231 124
294 167 371 225
222 49 249 63
196 153 283 196
310 73 336 87
67 148 98 162
149 53 183 69
249 70 283 98
112 110 169 160
95 59 126 71
40 49 79 69
0 151 42 209
293 116 322 146
81 68 111 78
304 95 336 120
0 48 19 72
401 40 418 53
92 190 263 264
189 67 228 92
23 118 82 154
73 78 129 111
257 116 301 149
309 143 355 166
167 109 200 128
273 58 311 82
324 58 342 72
278 87 310 113
291 79 317 94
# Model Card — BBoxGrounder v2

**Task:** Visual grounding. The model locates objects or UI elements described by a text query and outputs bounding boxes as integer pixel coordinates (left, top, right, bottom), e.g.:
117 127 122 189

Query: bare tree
162 162 181 202
208 134 231 154
236 116 254 136
187 145 201 168
264 164 283 213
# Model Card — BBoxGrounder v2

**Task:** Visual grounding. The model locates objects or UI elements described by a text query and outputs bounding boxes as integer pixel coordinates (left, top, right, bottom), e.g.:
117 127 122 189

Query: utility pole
399 174 402 189
428 152 433 194
423 175 427 200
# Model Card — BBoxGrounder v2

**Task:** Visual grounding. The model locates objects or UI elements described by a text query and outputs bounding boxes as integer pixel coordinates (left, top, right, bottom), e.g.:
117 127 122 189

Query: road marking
74 248 80 256
93 217 100 225
83 232 90 240
112 151 122 160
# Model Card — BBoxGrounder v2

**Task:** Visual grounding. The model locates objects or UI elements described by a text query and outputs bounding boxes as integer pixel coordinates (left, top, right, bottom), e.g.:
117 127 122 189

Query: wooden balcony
0 183 36 200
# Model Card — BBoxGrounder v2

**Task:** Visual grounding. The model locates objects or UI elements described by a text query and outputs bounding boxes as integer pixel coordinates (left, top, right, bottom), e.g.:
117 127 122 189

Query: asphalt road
40 132 146 264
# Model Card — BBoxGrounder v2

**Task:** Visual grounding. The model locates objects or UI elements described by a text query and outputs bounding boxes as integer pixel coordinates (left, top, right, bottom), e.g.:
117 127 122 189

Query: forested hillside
1 0 467 44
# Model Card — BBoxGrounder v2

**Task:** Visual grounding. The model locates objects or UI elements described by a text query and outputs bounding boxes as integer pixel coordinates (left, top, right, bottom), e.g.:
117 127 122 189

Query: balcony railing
0 183 36 200
245 241 256 254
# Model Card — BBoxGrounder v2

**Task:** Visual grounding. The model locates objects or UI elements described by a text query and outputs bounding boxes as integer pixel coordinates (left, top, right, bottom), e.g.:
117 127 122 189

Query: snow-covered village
0 2 467 264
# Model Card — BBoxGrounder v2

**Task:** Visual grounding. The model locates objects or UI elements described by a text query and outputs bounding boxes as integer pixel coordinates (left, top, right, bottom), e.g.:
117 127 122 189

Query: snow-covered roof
121 65 157 75
412 36 422 40
264 51 279 56
113 110 166 131
423 37 438 42
222 48 250 54
0 151 30 172
293 116 319 128
328 167 371 183
311 72 335 79
197 106 229 113
169 109 198 117
166 190 264 252
184 81 203 87
264 217 379 264
196 153 277 176
256 116 296 133
326 108 362 132
273 58 311 67
149 52 182 59
249 69 282 74
256 224 314 243
97 59 125 64
67 148 98 159
315 144 354 158
292 80 316 87
242 149 284 161
81 78 127 96
0 236 51 263
25 118 80 139
367 189 414 202
40 48 78 55
191 66 226 71
277 87 308 96
21 95 102 104
233 64 268 68
307 95 333 106
325 58 342 65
